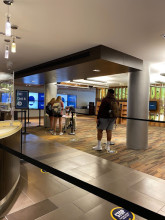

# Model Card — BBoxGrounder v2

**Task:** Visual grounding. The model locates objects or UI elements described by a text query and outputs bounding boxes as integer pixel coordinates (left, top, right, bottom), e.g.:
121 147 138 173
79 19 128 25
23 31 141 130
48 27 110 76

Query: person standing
46 98 56 133
52 96 64 135
93 89 119 152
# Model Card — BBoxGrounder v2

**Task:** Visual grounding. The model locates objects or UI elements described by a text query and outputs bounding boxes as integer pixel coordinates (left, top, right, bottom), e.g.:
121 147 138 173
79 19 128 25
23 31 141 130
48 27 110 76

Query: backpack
46 103 52 115
109 100 121 118
53 102 61 116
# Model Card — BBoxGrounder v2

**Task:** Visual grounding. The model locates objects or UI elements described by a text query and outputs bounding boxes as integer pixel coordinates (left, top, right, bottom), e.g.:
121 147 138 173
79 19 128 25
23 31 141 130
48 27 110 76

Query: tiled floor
1 118 165 219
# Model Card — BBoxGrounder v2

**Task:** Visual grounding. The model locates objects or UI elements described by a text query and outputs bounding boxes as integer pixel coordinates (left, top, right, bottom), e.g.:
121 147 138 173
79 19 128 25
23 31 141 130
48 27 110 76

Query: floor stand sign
110 207 135 220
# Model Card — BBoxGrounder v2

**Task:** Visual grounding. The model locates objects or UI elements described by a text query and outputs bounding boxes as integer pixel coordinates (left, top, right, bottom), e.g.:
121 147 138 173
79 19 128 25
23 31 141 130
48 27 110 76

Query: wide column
44 83 57 127
127 63 150 149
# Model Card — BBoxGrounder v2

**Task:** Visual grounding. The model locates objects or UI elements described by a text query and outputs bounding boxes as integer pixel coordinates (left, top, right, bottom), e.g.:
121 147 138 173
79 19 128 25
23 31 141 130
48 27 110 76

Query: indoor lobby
1 0 165 220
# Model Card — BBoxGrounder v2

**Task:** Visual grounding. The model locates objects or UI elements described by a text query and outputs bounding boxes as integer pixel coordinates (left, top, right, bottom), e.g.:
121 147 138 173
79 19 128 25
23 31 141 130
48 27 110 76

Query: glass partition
0 73 14 121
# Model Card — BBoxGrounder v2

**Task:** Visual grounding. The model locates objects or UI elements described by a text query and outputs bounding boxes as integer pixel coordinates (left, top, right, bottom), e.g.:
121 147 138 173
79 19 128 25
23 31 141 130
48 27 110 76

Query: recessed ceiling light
31 81 35 82
93 69 100 72
161 34 165 38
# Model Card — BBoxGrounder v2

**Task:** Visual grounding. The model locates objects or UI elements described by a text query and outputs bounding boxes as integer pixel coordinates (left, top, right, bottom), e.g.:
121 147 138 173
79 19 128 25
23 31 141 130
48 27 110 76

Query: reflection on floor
1 116 165 219
27 116 165 180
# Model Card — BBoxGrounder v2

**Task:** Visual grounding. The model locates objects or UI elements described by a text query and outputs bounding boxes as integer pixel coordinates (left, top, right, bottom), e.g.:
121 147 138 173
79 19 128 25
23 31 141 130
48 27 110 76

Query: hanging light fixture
5 15 11 36
4 39 10 59
11 36 16 53
5 45 9 59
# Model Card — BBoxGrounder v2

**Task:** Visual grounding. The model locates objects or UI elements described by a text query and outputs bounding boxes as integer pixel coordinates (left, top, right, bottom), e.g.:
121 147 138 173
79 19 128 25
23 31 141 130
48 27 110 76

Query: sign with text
15 90 29 109
110 207 135 220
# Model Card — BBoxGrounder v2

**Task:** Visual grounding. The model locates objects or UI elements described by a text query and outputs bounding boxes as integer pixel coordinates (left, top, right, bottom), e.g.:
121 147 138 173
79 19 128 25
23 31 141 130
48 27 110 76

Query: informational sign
110 207 135 220
15 90 29 109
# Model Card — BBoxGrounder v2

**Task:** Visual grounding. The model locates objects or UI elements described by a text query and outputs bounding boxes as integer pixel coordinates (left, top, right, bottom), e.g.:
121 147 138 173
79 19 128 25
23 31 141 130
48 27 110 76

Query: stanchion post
37 109 41 127
27 108 31 124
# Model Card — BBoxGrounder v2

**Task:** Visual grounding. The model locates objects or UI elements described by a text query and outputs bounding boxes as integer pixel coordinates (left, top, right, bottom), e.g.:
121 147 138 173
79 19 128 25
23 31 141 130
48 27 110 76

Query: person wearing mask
52 96 64 135
93 89 119 152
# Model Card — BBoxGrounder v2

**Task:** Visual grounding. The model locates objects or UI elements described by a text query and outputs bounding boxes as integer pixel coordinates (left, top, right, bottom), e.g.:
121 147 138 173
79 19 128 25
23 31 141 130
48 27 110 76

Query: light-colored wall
57 88 96 107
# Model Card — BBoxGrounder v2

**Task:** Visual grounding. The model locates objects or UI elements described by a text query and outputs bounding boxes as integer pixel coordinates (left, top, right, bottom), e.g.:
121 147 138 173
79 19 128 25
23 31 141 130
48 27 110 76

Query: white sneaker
59 132 63 135
110 142 115 145
50 131 54 135
92 146 102 151
53 132 56 135
105 145 110 150
107 150 116 153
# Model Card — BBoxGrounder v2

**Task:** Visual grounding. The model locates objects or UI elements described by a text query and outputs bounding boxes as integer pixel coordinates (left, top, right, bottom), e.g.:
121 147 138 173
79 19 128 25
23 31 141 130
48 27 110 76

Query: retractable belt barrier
0 143 164 219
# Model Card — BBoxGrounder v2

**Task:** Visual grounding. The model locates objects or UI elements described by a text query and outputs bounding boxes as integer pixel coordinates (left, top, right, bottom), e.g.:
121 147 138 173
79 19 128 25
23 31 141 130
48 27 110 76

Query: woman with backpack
46 98 56 133
52 96 64 135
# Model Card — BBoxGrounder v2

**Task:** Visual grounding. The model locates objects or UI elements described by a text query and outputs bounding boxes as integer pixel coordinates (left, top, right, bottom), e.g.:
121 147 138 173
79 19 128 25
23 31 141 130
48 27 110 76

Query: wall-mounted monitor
15 90 29 109
1 93 11 103
29 92 38 109
38 93 44 109
67 95 77 108
149 101 157 111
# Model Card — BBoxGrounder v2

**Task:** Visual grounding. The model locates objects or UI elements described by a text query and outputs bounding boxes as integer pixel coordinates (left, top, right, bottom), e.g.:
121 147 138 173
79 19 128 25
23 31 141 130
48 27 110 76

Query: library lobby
1 1 165 219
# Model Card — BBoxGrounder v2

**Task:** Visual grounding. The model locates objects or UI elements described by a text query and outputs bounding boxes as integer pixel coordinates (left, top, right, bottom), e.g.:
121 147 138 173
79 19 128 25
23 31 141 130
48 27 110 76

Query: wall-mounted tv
29 92 45 109
1 93 11 103
29 92 38 109
149 101 157 111
67 95 77 108
38 93 44 109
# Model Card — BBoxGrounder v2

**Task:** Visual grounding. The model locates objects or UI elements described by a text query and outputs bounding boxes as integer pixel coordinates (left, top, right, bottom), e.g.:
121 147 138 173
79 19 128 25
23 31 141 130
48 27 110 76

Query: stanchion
37 109 42 127
69 111 75 135
27 108 31 124
21 110 29 135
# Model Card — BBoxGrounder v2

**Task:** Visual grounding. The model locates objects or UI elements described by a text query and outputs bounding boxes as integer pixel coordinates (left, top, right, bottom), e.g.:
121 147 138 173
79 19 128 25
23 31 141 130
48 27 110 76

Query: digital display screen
67 95 77 108
29 92 38 109
1 93 11 103
38 101 44 109
149 101 157 111
15 90 29 109
38 93 44 101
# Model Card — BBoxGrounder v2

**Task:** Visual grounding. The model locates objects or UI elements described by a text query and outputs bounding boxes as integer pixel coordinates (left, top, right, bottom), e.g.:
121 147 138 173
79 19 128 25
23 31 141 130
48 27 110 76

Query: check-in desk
0 121 22 212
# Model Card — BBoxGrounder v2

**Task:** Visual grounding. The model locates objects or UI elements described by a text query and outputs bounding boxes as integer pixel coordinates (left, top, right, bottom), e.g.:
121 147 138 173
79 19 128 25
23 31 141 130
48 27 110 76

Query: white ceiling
1 0 165 85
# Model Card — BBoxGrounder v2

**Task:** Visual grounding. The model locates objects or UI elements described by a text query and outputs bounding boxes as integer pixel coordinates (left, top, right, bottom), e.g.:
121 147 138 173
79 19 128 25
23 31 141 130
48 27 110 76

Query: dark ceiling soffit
15 45 143 79
100 46 143 71
14 46 101 79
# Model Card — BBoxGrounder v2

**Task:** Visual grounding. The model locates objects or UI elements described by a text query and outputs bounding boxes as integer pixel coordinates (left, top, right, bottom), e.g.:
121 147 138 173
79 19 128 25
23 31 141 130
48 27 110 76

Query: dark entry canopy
15 45 143 85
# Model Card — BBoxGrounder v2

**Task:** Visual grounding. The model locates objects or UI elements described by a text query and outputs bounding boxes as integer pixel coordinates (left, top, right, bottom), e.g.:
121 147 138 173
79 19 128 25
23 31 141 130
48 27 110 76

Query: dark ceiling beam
14 45 143 80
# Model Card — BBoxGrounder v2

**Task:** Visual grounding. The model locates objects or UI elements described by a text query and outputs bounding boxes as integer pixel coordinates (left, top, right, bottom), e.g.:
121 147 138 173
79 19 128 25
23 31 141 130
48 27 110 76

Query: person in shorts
52 96 64 135
93 89 118 152
47 98 56 133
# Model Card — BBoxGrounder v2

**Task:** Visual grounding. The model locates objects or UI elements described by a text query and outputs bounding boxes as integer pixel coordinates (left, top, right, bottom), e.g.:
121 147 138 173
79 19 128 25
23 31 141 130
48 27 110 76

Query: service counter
0 120 22 212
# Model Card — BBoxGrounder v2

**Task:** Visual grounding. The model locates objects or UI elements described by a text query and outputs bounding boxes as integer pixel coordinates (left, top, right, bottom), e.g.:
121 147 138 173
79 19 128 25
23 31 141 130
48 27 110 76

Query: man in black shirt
93 89 118 152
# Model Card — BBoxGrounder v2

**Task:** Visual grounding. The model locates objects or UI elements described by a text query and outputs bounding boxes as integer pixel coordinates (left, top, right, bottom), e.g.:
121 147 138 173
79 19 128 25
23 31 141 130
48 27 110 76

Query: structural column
44 83 57 127
127 63 150 149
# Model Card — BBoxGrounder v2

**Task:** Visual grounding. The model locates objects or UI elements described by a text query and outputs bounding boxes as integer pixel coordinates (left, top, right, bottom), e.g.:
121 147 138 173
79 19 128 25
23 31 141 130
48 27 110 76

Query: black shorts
49 113 54 117
54 114 62 118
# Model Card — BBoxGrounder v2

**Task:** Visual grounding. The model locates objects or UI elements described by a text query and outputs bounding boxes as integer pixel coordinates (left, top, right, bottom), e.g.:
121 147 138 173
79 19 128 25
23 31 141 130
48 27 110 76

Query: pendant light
4 39 10 59
5 45 9 59
11 37 16 53
5 16 11 36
